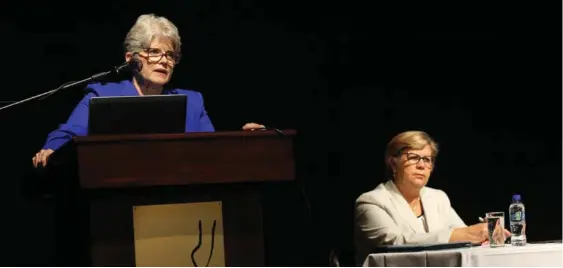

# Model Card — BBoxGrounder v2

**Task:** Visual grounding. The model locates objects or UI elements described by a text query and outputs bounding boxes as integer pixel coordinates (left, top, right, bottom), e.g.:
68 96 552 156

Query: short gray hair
123 14 181 54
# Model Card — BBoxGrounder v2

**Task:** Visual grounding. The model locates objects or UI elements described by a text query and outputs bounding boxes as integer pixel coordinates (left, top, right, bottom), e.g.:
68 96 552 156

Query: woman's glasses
142 48 181 64
404 152 434 168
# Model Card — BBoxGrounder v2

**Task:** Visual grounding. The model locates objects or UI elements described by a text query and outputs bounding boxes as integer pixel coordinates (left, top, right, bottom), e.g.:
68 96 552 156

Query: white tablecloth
363 243 563 267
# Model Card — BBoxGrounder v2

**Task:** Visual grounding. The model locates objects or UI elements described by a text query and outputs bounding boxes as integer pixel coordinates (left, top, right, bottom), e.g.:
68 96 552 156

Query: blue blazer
42 80 215 151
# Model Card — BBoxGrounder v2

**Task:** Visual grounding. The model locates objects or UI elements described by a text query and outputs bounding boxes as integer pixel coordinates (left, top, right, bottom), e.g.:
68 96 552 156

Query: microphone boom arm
0 62 132 112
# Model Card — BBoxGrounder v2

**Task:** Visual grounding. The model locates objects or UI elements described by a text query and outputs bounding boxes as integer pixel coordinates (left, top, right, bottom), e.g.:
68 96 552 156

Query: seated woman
32 14 263 167
354 131 500 261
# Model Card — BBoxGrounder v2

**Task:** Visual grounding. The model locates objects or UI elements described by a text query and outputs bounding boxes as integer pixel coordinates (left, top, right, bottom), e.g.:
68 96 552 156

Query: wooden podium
53 129 296 267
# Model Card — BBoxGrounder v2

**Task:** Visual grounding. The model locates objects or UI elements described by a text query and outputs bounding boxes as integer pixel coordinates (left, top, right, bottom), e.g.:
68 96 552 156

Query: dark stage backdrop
0 1 560 266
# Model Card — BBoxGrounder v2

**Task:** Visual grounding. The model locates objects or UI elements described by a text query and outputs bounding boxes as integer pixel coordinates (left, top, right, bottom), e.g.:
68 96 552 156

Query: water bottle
509 194 527 246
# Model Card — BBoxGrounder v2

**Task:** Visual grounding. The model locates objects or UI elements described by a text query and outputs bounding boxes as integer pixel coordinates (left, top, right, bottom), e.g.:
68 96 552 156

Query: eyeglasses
403 152 434 168
142 48 181 64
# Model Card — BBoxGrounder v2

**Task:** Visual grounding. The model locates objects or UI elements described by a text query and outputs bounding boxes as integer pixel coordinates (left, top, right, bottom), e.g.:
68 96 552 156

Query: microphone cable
38 80 77 101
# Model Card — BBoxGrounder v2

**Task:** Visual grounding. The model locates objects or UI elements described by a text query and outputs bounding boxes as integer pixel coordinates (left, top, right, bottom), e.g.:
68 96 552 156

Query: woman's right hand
451 222 488 244
466 222 489 243
32 149 54 168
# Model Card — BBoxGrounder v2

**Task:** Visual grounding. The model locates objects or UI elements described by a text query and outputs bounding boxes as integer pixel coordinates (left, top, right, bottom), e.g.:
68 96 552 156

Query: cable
298 182 313 222
37 80 77 101
253 126 285 135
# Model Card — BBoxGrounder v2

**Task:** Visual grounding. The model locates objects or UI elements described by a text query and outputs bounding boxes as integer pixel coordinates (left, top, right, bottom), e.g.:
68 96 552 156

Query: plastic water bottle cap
512 194 521 201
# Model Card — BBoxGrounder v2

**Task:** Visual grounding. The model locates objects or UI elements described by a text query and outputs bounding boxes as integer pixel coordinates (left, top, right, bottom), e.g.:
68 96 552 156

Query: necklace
410 197 421 212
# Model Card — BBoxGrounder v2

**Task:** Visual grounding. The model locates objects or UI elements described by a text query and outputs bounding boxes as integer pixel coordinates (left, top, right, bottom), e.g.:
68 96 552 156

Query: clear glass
486 212 506 248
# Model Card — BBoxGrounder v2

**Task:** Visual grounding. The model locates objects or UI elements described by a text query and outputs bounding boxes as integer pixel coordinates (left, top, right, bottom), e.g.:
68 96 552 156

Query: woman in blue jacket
32 14 263 167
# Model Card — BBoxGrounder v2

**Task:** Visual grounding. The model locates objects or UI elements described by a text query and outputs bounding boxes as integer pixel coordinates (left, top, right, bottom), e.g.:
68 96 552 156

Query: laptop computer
88 95 187 135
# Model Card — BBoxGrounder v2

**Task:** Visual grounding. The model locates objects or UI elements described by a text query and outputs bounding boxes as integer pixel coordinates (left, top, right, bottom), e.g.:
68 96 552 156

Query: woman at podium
32 14 263 167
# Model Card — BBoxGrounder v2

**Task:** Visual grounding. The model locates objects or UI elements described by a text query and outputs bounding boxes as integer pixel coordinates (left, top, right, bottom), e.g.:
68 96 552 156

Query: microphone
0 60 141 112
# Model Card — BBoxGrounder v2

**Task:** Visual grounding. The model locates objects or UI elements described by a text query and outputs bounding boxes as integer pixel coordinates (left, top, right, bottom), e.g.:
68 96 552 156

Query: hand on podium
242 122 265 131
32 149 54 168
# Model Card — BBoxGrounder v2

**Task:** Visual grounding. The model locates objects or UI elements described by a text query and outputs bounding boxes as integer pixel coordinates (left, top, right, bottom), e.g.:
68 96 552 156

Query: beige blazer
354 180 466 262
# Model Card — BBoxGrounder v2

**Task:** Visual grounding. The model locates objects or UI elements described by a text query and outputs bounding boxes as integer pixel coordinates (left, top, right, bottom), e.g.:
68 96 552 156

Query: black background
0 1 561 266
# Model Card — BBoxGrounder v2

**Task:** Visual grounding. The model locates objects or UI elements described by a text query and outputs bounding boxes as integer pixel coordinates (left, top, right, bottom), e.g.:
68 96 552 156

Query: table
363 243 562 267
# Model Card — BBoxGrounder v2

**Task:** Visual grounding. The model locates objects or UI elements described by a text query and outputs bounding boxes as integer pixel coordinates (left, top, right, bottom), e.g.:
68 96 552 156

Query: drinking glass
486 212 506 248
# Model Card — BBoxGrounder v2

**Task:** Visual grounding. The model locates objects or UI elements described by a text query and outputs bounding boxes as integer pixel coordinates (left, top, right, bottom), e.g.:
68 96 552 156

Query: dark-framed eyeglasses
403 152 434 168
142 47 181 64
